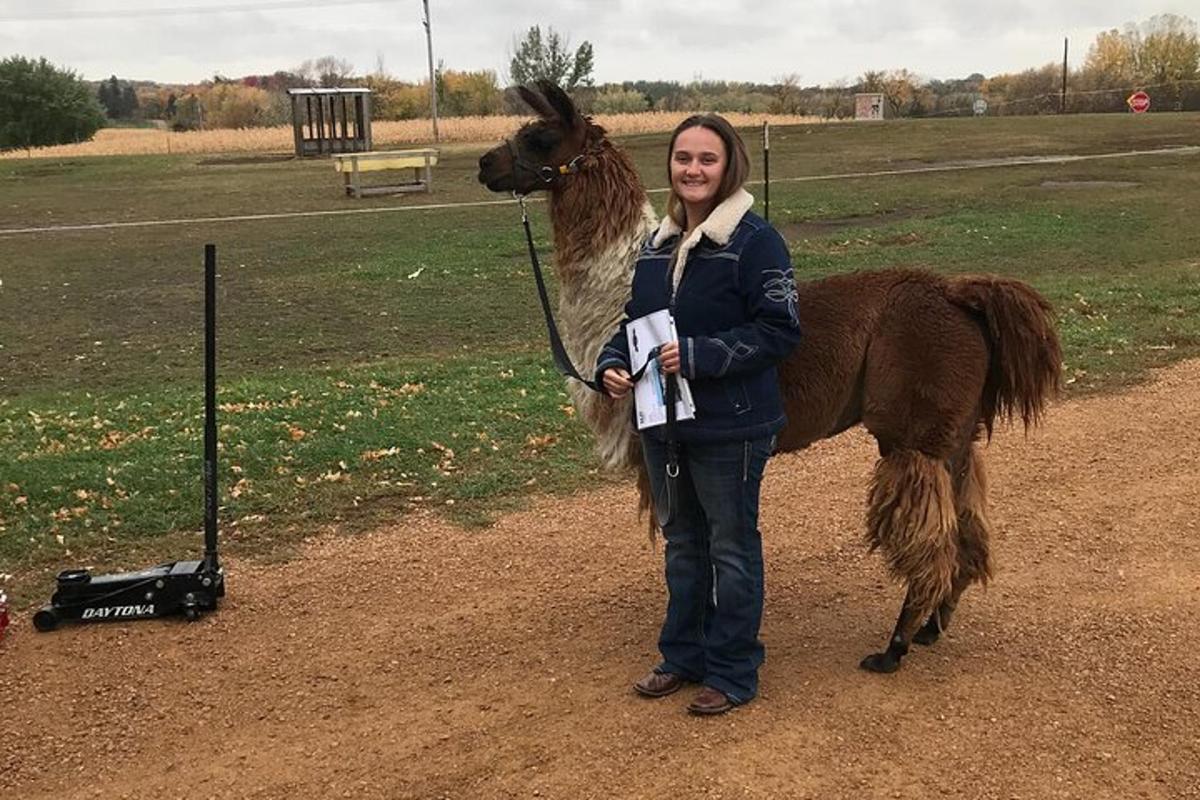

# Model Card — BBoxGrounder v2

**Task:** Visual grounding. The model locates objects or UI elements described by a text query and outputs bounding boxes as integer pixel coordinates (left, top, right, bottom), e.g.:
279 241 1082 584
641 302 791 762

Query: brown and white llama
478 82 1062 673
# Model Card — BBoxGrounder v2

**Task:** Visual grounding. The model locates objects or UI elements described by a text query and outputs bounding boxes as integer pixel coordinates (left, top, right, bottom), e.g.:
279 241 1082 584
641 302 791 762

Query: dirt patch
3 360 1199 799
0 161 86 178
195 153 296 166
779 208 919 237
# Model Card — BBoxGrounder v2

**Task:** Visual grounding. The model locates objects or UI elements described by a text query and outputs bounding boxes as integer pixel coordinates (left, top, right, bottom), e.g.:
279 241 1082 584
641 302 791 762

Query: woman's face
670 126 727 214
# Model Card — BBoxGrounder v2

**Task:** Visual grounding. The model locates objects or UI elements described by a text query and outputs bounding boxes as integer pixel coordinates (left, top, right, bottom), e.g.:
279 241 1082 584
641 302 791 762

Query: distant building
855 93 884 121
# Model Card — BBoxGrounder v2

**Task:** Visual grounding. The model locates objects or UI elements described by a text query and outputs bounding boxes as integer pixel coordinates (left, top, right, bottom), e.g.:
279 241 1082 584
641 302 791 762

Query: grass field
2 112 1198 603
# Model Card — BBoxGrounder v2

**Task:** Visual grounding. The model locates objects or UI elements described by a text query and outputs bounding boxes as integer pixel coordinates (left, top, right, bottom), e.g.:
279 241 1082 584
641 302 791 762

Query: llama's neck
541 138 654 472
547 141 649 275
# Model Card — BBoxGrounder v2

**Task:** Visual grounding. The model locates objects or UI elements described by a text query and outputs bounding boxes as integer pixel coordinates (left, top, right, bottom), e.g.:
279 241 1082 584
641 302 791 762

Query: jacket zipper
667 243 692 315
666 248 678 313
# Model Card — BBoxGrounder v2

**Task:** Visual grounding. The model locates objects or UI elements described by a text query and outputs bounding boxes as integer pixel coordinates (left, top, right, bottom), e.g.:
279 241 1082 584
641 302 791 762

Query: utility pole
422 0 440 142
1060 37 1069 114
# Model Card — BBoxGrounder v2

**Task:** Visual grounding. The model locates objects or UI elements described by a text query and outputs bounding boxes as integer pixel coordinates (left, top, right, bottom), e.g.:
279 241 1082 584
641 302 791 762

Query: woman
595 114 801 715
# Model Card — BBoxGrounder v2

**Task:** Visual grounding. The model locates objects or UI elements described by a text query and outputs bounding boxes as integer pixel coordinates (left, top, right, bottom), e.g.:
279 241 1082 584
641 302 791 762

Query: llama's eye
527 129 560 153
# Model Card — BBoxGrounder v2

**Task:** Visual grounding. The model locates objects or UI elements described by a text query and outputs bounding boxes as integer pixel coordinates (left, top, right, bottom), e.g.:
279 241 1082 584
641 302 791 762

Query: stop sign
1128 91 1151 113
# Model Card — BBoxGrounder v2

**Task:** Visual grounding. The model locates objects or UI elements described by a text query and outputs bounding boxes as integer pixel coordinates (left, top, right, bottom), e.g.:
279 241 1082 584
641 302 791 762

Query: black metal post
1061 37 1069 113
203 244 219 572
762 121 770 223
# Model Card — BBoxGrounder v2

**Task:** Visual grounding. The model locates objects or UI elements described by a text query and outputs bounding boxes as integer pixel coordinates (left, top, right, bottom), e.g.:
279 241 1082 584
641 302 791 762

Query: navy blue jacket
595 192 802 443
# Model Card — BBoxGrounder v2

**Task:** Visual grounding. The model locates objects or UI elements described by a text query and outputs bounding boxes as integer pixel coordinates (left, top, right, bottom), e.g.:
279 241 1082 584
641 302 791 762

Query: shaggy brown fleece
866 449 960 620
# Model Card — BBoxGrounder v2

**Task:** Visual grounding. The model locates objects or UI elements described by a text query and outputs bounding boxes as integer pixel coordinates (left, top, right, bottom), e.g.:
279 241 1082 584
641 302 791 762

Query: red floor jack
32 245 226 632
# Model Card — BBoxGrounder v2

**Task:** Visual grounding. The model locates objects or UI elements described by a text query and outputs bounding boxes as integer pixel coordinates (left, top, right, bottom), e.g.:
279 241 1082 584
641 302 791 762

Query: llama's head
477 81 600 195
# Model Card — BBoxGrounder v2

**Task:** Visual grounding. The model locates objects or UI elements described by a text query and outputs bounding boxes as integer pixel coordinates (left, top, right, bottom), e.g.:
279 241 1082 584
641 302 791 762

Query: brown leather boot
633 670 687 698
687 686 734 715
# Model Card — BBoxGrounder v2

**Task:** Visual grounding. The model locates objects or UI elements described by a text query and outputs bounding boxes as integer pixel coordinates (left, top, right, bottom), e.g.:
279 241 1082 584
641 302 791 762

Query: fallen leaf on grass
361 446 402 461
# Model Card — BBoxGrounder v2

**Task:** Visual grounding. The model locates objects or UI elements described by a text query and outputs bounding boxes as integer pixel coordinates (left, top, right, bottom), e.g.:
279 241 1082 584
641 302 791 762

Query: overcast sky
2 1 1194 86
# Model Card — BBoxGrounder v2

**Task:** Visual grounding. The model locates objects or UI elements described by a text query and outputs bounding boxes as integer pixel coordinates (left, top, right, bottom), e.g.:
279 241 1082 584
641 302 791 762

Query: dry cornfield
0 112 824 160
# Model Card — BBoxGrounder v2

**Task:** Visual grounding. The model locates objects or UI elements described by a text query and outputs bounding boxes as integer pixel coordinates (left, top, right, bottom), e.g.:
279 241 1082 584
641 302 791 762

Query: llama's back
776 269 972 452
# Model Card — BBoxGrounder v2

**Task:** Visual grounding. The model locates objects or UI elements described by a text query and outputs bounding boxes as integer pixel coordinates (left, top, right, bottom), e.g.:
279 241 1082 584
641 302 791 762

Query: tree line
1 15 1197 151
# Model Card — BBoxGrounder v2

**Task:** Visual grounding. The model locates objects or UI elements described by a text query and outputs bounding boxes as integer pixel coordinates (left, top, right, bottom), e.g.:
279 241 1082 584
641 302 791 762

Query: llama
478 82 1061 673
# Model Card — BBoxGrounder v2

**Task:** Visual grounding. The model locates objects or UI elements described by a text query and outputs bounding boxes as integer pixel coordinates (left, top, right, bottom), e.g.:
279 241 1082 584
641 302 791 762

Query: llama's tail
947 275 1062 437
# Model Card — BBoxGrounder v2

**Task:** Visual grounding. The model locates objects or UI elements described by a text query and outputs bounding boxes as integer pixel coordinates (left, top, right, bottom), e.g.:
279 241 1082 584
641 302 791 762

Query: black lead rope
517 194 603 393
516 194 678 526
659 373 679 528
517 195 658 390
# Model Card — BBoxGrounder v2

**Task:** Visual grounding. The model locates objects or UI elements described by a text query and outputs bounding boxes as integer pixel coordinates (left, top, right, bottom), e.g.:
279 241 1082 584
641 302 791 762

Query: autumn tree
199 83 287 128
1134 14 1199 86
982 63 1061 115
364 69 502 120
1081 14 1199 109
1083 29 1137 85
437 68 503 116
363 74 429 119
591 86 649 114
858 69 932 117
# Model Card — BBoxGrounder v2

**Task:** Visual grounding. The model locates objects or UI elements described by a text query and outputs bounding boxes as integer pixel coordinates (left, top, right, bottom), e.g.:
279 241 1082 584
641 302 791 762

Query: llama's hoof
859 652 902 673
913 626 941 646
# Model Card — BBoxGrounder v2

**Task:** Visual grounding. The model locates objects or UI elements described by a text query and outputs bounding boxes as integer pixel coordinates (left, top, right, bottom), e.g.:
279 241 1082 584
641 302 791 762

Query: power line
0 0 389 22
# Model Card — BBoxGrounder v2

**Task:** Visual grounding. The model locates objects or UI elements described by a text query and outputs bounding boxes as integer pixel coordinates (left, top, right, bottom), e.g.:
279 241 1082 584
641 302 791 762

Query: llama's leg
912 573 971 646
860 586 926 673
860 449 958 673
914 440 993 646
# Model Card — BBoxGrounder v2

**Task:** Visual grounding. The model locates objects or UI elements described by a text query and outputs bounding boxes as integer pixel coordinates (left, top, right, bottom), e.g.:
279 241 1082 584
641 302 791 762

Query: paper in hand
626 309 696 431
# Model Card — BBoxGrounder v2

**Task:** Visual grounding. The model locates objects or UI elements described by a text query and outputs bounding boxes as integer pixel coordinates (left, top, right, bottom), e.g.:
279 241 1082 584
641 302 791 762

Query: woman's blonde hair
664 113 751 229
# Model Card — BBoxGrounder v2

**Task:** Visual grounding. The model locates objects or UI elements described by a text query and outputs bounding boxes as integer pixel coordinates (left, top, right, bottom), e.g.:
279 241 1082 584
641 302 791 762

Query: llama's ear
515 85 558 120
537 81 580 129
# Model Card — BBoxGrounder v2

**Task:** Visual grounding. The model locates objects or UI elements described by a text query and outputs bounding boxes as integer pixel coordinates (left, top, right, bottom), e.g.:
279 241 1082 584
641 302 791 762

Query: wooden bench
332 149 439 197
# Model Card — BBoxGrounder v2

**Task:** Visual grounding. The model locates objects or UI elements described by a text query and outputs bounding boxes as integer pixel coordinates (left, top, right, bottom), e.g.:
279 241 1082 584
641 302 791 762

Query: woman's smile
670 126 727 221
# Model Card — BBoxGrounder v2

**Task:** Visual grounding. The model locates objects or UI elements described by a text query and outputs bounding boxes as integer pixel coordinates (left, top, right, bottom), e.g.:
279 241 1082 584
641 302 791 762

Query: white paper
626 309 696 431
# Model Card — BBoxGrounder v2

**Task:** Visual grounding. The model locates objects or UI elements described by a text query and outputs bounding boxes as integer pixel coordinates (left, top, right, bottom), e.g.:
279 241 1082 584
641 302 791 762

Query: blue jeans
641 433 774 704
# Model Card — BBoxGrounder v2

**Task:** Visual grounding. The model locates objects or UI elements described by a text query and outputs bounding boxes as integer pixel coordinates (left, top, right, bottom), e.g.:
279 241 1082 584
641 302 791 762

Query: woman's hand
603 367 634 398
658 341 681 374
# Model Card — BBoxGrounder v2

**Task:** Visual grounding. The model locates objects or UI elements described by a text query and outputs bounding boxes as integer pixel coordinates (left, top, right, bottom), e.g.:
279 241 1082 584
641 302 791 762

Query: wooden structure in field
287 88 372 157
332 149 439 197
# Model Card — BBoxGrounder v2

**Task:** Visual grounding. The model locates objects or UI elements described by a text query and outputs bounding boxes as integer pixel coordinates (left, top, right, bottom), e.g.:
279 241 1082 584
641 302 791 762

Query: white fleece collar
652 188 754 290
651 188 754 249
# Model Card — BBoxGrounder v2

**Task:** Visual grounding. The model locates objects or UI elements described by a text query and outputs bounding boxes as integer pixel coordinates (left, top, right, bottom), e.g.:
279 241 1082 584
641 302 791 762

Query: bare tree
771 72 804 114
297 56 356 88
